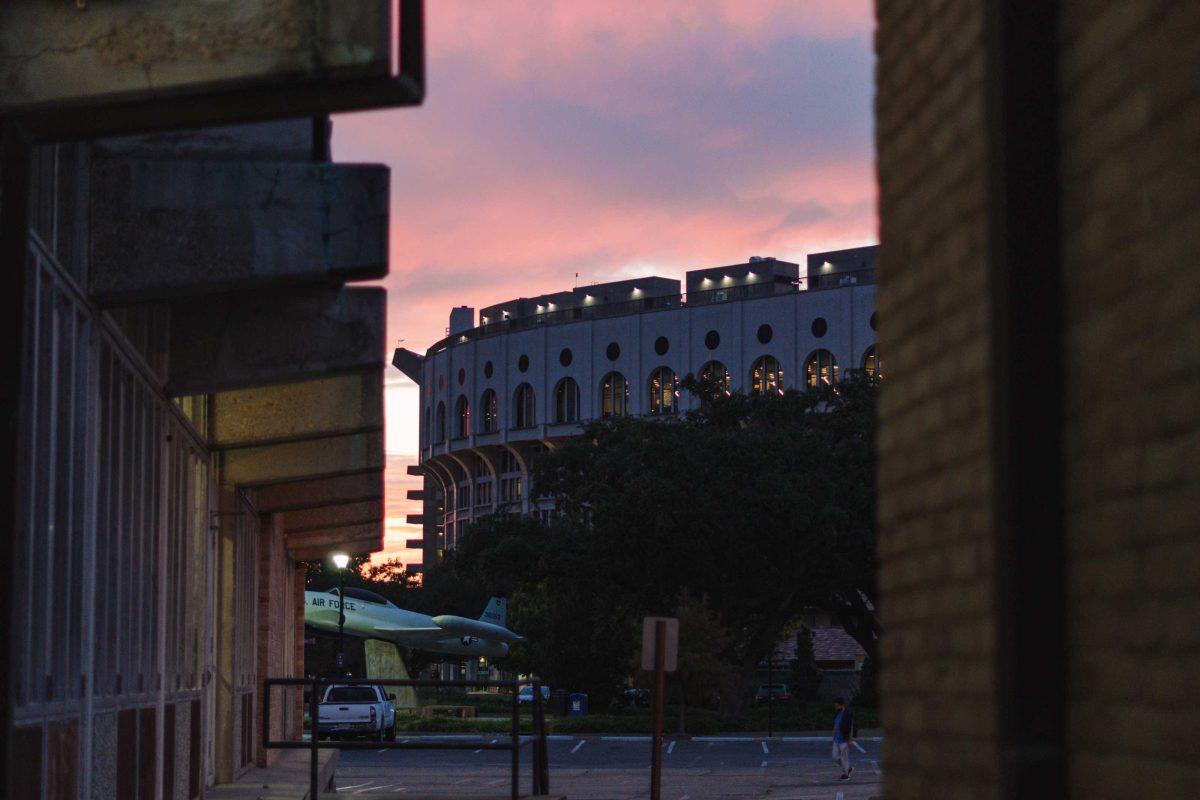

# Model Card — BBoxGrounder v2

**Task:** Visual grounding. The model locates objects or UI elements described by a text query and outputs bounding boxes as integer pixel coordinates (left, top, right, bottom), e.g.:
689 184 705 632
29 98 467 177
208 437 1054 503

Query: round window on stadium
606 342 621 361
484 361 494 378
811 317 828 338
654 336 670 356
518 354 530 373
704 330 720 350
757 324 773 344
560 347 573 367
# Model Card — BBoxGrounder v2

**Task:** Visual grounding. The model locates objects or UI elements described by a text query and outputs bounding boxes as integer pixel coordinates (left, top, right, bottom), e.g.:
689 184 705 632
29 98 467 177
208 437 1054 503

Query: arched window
513 383 536 427
435 401 446 442
750 356 784 395
648 367 678 415
479 389 498 433
862 345 880 379
600 372 630 418
554 377 580 423
455 395 471 438
805 349 839 389
699 361 732 394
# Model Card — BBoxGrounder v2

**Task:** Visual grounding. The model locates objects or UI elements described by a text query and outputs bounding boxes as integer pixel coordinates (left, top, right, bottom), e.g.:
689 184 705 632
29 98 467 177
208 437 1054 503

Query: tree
528 375 880 712
789 626 823 704
437 376 880 711
632 591 739 733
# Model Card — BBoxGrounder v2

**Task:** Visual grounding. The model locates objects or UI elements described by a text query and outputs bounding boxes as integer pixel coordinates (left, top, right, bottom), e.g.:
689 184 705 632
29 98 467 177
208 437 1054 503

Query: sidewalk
207 750 339 800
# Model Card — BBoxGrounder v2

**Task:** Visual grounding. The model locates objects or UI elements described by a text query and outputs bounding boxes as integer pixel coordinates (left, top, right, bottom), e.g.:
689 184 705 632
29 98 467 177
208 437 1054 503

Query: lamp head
331 552 350 570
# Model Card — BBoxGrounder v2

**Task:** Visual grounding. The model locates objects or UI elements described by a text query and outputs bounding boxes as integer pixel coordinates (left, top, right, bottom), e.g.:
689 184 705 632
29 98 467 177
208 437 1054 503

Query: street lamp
332 552 350 672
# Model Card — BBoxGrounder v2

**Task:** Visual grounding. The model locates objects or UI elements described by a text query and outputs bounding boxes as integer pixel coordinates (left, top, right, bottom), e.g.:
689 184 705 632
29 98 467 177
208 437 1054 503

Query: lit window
862 345 881 379
435 401 447 442
600 372 630 418
513 383 536 427
455 395 471 438
648 367 678 415
699 361 732 394
479 389 498 433
750 356 784 395
555 377 580 423
805 349 839 389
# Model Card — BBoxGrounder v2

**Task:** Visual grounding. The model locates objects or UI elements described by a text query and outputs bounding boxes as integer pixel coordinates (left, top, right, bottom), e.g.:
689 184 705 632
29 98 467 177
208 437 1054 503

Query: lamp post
332 552 350 672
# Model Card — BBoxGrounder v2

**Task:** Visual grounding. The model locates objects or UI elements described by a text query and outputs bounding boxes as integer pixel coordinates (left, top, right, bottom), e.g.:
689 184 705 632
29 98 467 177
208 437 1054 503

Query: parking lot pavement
332 735 883 798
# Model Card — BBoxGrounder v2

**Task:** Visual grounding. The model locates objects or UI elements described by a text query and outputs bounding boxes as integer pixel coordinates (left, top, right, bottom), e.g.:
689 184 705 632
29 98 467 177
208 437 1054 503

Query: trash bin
568 692 588 717
549 689 569 716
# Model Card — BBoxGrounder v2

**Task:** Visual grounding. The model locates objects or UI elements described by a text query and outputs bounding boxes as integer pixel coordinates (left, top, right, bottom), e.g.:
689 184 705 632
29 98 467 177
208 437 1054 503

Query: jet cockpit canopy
328 586 397 609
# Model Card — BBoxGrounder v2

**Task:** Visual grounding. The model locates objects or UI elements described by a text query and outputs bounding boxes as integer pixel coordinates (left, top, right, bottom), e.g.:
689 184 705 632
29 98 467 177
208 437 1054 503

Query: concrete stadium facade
396 246 879 567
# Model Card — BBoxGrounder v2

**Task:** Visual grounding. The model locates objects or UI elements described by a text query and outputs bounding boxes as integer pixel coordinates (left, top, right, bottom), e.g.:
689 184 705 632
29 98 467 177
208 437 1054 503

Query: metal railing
262 677 550 800
426 268 875 355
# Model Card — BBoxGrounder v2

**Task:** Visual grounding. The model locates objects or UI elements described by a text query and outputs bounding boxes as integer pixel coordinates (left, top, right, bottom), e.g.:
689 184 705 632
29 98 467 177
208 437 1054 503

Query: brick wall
1059 2 1200 797
874 1 1000 798
875 1 1200 798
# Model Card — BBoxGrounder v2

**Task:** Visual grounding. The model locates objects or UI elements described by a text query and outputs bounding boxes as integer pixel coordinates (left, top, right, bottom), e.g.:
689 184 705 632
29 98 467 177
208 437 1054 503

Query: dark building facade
8 123 392 799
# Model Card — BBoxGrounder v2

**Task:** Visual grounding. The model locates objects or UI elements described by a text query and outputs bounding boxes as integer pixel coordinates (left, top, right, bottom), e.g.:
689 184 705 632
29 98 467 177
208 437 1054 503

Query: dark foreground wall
875 1 1200 798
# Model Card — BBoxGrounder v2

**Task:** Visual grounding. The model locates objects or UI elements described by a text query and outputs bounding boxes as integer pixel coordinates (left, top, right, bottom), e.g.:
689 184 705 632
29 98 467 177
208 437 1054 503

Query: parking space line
871 759 880 774
667 740 676 755
761 741 769 754
601 735 651 741
760 759 767 768
571 739 586 754
853 741 867 753
337 782 371 791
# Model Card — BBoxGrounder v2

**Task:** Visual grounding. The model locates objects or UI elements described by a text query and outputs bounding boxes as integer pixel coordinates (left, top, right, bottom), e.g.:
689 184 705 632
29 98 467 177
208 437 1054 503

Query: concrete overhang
210 370 383 450
254 471 383 515
283 500 383 534
220 430 384 488
392 347 424 384
167 286 384 395
288 531 383 561
90 159 388 304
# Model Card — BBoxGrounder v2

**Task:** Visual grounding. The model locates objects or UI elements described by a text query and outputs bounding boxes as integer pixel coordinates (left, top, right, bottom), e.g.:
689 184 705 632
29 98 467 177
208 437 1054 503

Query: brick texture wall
876 1 1200 798
1059 2 1200 797
874 2 1001 797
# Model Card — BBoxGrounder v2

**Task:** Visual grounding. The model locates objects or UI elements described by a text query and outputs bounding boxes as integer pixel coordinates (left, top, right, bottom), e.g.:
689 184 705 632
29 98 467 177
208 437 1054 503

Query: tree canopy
451 376 879 710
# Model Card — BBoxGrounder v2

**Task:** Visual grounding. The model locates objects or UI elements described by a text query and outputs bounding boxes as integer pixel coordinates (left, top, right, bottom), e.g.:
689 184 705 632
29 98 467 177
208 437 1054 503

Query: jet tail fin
479 597 507 628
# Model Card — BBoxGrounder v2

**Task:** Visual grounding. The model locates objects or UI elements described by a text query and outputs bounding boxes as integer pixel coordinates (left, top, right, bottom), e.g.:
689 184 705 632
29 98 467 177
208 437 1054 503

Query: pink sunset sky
331 1 879 568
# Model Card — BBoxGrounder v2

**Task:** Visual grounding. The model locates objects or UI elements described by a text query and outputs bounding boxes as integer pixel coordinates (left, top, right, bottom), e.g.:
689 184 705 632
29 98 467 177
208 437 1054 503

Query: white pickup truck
316 685 397 741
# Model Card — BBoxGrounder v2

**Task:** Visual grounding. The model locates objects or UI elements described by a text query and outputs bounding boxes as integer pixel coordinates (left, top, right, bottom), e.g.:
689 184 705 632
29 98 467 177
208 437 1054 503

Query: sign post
642 616 678 800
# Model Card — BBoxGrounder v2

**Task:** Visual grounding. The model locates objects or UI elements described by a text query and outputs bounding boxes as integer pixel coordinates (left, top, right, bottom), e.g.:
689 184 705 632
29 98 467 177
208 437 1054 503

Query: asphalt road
333 734 883 799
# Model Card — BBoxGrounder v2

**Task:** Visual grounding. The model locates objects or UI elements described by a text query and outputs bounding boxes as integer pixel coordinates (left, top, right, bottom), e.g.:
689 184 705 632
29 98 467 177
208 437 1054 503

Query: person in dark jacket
831 697 857 780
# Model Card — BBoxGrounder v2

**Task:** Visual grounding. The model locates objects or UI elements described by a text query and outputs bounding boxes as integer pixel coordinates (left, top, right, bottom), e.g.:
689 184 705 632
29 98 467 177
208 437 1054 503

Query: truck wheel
385 724 397 742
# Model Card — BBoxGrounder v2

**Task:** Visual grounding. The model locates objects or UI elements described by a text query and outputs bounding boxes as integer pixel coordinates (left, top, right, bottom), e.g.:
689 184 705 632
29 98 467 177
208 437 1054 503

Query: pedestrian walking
831 696 857 781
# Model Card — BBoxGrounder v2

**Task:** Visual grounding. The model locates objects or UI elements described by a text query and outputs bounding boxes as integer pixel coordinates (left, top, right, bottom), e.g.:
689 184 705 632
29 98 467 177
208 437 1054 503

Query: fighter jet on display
304 587 523 658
